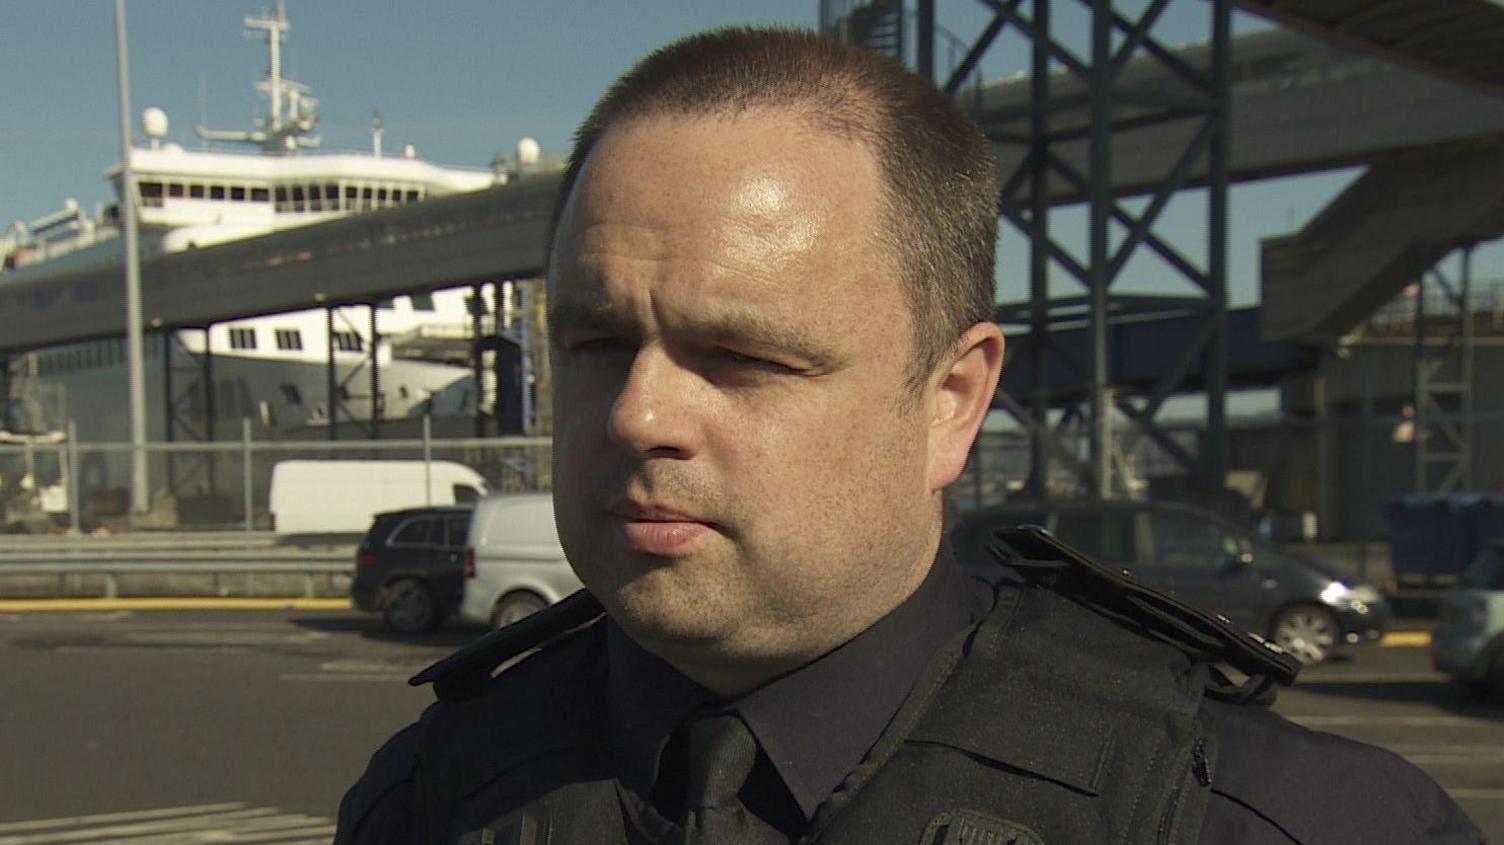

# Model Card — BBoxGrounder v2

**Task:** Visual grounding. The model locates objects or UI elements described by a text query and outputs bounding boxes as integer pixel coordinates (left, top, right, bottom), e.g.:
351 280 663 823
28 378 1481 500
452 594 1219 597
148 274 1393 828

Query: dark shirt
607 540 987 827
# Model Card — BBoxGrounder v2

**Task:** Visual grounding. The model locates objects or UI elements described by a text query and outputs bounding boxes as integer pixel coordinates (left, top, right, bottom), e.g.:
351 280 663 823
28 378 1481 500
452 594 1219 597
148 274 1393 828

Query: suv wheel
1270 604 1338 665
383 579 438 633
491 592 546 629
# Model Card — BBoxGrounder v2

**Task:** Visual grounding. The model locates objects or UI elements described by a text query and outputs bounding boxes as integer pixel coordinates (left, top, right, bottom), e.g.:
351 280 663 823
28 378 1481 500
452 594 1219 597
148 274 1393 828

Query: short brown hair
548 27 998 388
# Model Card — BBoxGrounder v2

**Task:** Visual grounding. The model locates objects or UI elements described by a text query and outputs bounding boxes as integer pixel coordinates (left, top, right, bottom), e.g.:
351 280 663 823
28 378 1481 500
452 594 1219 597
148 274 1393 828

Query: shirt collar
605 539 984 820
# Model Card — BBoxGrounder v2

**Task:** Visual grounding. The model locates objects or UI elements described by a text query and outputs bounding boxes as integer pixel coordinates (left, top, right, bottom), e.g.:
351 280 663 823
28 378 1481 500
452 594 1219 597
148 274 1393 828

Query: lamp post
115 0 149 514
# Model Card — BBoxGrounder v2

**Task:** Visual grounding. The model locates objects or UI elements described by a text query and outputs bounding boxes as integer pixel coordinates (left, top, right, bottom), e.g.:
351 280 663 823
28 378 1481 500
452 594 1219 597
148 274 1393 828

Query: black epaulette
988 526 1302 704
409 589 605 702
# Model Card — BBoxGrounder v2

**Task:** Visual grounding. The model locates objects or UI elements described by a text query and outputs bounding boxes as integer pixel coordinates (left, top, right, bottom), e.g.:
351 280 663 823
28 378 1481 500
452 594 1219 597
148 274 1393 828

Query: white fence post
423 414 433 506
242 418 253 533
65 420 80 536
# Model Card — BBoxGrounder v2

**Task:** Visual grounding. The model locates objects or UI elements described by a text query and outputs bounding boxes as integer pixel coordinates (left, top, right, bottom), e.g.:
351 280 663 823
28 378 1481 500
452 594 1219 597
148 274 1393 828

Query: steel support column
326 307 337 441
369 304 381 440
1026 0 1051 499
472 282 486 438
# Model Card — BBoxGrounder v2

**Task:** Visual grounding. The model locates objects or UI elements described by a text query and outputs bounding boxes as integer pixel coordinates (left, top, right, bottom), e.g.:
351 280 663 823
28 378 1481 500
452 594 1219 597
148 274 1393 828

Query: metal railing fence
0 421 551 535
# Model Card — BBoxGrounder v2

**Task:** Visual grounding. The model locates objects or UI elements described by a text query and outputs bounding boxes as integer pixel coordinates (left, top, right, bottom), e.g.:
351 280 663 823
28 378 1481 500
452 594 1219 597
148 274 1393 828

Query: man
337 28 1481 844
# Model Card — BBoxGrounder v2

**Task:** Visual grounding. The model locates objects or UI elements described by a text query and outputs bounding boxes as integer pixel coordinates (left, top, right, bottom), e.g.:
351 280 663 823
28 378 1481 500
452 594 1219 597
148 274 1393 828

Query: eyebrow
550 299 831 362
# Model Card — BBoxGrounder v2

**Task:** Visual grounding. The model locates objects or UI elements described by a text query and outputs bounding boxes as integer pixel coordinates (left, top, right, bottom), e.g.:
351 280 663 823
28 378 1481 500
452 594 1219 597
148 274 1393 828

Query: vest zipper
1157 736 1209 845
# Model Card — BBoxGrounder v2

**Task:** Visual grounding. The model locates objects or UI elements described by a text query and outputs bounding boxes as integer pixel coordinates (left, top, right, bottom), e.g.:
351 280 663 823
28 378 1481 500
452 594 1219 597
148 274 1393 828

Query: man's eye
711 348 796 373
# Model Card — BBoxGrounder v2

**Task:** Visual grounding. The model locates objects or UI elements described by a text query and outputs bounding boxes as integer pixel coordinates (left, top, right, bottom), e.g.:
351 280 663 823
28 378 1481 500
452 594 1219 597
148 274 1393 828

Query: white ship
0 3 549 454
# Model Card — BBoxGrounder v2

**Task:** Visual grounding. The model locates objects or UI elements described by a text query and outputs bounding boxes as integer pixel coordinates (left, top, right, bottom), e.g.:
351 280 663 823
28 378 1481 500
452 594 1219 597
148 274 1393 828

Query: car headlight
1320 581 1352 605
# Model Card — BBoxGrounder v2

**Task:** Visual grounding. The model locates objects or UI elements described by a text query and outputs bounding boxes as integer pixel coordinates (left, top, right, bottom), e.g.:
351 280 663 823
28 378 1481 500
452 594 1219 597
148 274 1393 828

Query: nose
608 344 698 458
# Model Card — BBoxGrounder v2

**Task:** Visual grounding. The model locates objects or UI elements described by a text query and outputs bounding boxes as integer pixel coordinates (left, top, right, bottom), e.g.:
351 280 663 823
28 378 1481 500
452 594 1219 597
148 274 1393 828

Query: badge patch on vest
921 810 1045 845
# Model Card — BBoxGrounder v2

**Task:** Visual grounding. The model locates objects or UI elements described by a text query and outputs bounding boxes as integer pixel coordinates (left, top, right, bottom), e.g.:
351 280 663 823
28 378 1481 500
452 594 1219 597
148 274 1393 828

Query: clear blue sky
2 0 1480 311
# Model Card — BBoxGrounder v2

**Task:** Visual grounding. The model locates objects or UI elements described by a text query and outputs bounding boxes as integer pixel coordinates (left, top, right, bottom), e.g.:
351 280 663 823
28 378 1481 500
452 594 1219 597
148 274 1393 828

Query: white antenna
194 0 320 154
372 109 384 157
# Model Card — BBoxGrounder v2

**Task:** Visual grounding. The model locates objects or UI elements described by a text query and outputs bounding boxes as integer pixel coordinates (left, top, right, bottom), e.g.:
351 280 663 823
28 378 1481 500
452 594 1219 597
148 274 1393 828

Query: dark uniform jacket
335 535 1481 844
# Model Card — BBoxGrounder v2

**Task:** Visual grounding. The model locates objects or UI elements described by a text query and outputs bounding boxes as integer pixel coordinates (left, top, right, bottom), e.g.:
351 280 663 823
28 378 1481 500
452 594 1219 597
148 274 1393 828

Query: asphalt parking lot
1 607 1500 842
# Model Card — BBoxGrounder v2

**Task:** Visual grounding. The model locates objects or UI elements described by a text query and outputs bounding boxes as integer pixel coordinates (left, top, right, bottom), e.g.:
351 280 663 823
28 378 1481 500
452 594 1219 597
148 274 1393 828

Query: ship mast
194 1 320 154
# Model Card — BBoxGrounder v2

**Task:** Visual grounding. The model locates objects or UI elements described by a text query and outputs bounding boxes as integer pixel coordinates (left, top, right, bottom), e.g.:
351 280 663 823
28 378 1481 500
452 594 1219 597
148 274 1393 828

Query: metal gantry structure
1412 244 1478 494
825 0 1233 500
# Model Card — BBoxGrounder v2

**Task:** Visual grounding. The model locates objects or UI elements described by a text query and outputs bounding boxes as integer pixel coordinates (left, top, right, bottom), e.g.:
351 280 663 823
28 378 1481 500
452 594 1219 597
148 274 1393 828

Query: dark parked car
351 505 473 632
950 499 1391 664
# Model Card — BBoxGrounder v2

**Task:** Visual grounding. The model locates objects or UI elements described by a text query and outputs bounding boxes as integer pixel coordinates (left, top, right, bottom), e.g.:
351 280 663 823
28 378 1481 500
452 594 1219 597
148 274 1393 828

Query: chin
609 569 731 645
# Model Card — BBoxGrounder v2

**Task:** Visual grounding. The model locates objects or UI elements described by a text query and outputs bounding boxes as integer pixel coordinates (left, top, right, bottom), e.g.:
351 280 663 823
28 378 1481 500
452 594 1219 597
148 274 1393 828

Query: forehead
552 108 886 271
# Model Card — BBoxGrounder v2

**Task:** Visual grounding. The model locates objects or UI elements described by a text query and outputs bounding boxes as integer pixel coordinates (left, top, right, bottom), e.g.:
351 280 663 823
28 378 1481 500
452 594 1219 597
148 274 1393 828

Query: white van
458 492 582 628
268 460 488 535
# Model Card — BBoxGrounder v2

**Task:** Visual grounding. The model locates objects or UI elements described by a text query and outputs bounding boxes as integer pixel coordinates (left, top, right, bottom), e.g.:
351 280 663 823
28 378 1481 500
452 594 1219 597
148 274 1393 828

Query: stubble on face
547 109 941 691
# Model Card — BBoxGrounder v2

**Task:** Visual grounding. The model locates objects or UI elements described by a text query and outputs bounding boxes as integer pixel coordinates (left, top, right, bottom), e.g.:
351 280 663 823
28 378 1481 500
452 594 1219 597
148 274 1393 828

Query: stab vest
401 528 1300 845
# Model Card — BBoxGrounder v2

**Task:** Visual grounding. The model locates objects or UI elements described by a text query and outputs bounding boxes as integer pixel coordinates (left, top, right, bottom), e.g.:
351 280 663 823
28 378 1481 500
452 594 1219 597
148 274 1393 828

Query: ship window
210 185 226 200
250 187 269 202
332 331 364 353
375 187 388 205
307 185 324 213
139 181 164 207
377 298 395 310
274 187 288 209
230 186 246 201
280 384 303 405
275 329 303 351
344 186 359 209
229 327 257 350
167 183 185 199
410 293 435 312
290 186 305 210
360 186 374 210
189 184 205 199
323 185 339 211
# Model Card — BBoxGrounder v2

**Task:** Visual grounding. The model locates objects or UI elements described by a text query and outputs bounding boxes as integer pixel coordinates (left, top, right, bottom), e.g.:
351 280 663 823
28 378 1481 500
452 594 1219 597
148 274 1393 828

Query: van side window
453 484 480 504
389 518 433 547
1054 511 1136 562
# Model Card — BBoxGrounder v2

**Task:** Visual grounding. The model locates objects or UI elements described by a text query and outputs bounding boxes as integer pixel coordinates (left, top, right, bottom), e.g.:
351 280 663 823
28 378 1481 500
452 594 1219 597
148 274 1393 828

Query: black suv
351 505 473 632
950 499 1391 664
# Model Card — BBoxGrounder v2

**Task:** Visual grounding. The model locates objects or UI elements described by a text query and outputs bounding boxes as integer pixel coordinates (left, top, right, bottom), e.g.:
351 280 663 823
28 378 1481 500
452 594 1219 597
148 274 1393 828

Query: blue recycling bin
1385 494 1504 587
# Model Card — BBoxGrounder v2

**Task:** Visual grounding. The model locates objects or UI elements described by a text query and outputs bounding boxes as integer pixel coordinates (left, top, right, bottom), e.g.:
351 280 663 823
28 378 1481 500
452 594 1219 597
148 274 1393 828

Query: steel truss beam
909 0 1232 499
1412 244 1477 493
163 327 217 496
324 305 382 440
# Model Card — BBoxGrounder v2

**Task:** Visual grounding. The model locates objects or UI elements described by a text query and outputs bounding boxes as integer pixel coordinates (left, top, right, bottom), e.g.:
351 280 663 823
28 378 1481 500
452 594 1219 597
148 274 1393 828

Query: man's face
548 109 942 681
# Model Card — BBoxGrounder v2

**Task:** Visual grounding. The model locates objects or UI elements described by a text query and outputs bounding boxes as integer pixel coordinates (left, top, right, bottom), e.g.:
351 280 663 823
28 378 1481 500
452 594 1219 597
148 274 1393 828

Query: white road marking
0 805 333 845
0 804 245 834
1286 714 1487 728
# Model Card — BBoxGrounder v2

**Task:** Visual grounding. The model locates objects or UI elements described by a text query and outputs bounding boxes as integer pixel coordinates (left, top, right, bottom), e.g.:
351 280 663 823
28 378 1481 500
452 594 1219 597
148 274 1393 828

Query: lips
609 500 714 555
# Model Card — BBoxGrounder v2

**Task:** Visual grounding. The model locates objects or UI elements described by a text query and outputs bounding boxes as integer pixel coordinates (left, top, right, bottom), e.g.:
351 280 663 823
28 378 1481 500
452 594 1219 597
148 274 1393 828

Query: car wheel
491 592 547 629
1270 604 1339 665
383 579 437 633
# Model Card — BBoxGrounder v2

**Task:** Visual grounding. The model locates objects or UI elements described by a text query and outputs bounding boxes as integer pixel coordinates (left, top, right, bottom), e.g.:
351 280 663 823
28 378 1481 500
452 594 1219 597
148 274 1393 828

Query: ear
926 322 1004 494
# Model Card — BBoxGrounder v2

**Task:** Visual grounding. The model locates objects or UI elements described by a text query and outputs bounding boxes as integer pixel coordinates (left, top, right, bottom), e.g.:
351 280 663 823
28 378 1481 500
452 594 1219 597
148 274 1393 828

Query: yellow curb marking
0 598 351 612
1380 631 1431 648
